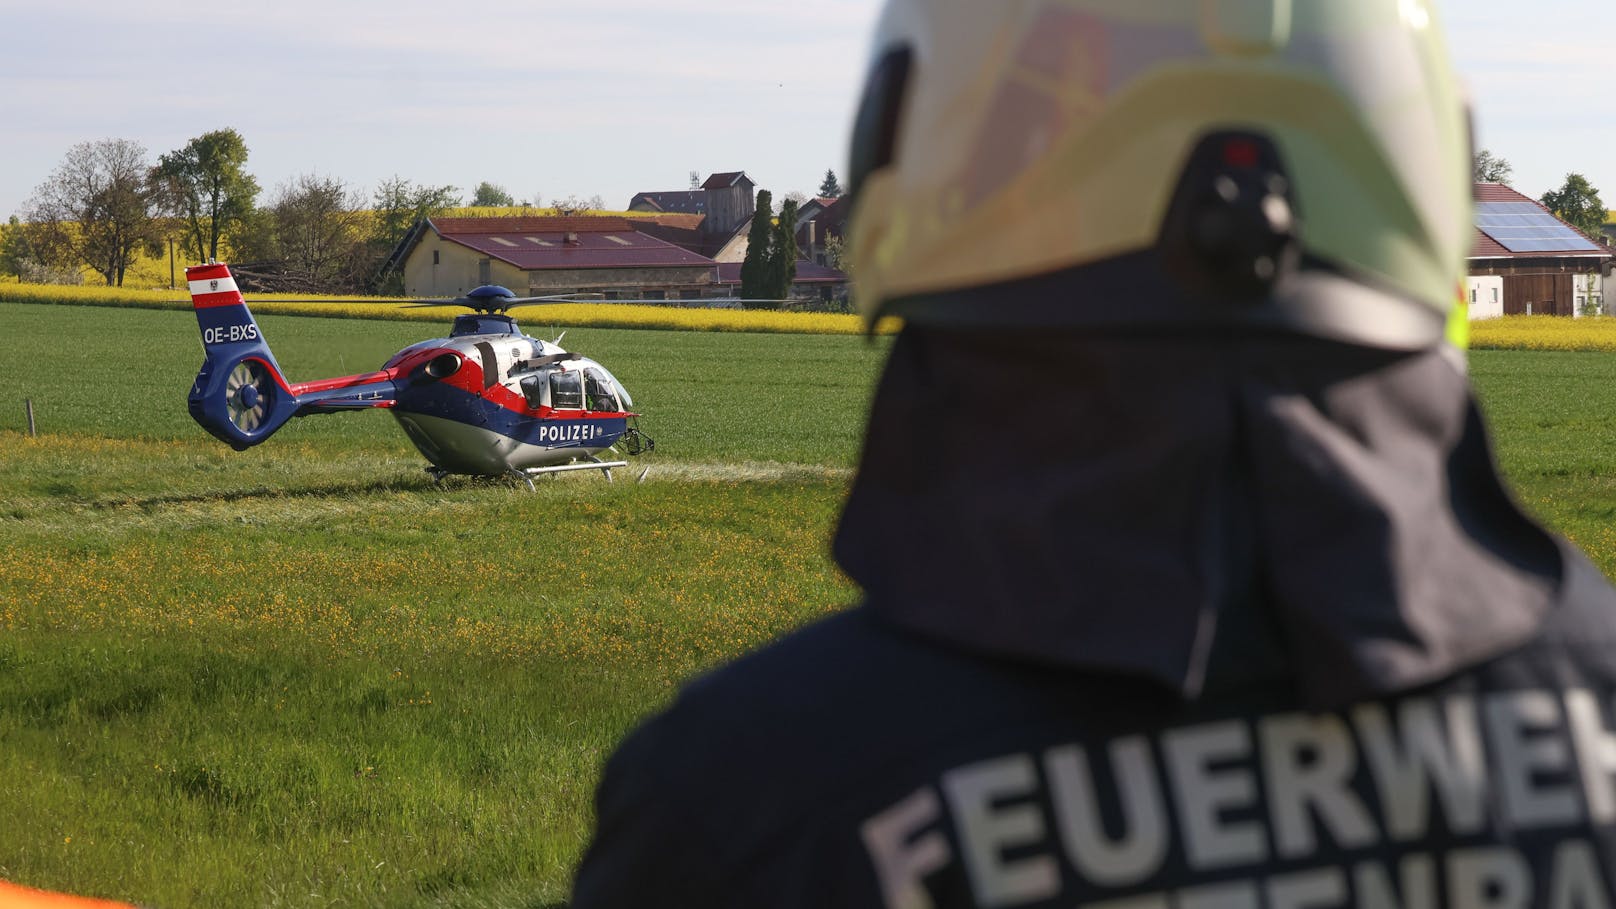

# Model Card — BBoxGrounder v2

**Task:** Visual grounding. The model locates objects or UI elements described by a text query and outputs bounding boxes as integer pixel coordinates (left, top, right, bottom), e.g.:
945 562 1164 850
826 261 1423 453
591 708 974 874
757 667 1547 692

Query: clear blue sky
0 1 1609 220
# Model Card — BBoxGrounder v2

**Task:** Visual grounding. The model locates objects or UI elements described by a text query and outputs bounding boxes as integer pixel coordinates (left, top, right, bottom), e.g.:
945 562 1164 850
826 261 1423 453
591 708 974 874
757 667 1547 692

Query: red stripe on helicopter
191 291 246 309
243 356 297 396
424 356 632 419
292 369 399 395
186 263 233 281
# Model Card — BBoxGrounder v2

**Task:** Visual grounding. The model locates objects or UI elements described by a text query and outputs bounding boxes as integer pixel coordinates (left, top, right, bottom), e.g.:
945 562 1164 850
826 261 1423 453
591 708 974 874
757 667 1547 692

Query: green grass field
0 303 887 907
4 301 1616 907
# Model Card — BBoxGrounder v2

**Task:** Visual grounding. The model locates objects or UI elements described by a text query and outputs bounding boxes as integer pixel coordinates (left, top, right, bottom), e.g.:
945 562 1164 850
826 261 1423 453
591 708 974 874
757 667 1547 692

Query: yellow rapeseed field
0 281 897 335
1468 315 1616 352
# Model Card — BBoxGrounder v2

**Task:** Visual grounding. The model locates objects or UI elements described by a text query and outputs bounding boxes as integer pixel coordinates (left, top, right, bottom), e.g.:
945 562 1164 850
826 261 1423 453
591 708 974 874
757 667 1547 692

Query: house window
1469 287 1477 303
433 250 440 265
1492 288 1500 303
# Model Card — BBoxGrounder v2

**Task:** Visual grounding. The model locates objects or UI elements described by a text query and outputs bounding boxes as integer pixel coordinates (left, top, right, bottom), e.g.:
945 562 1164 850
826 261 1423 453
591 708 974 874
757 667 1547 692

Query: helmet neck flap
833 326 1573 707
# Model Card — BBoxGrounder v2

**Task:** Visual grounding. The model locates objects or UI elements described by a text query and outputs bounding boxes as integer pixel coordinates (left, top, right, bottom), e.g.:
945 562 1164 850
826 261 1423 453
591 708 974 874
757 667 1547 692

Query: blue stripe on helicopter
396 382 627 448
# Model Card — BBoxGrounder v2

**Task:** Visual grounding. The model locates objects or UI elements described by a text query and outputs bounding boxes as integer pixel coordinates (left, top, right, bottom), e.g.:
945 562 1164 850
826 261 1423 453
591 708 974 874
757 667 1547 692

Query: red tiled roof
1469 183 1612 259
626 213 705 230
714 261 849 285
432 216 634 236
1475 183 1529 203
702 171 751 191
432 221 716 271
1470 228 1511 258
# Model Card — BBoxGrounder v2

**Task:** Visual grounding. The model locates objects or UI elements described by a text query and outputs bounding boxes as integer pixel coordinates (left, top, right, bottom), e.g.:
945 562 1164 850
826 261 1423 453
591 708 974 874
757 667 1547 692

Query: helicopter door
549 371 584 410
584 368 621 412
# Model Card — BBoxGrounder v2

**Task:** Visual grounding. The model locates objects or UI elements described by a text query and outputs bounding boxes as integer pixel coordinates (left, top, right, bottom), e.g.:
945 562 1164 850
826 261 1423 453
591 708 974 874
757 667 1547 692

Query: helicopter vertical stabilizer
185 263 300 450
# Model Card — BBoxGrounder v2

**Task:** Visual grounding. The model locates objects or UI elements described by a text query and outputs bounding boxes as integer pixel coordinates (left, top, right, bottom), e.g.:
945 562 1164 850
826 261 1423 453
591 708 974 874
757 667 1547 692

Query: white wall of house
1467 276 1504 319
1571 272 1604 317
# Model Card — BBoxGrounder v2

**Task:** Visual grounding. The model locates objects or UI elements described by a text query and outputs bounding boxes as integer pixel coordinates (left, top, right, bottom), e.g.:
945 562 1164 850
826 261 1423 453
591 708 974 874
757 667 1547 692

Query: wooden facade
701 173 756 237
1469 257 1603 317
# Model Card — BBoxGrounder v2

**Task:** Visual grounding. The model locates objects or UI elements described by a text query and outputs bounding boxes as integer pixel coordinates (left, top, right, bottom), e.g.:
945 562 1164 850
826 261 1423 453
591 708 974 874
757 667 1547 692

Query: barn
1468 183 1614 318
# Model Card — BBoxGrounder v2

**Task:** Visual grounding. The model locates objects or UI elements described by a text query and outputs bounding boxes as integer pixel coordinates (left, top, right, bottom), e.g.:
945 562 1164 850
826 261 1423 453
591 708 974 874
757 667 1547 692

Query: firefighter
574 2 1616 906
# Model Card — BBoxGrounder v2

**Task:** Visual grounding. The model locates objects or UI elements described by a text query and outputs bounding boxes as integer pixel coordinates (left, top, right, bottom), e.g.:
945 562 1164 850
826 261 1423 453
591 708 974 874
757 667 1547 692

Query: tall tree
25 138 161 286
1541 173 1607 239
152 128 260 264
740 189 776 304
818 169 844 198
1473 149 1513 184
369 177 459 292
770 197 800 301
471 181 515 207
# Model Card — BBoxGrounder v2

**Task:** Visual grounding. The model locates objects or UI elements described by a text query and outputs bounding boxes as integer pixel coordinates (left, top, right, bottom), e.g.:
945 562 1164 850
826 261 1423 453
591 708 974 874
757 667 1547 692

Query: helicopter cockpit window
585 369 620 412
519 375 546 410
550 371 584 410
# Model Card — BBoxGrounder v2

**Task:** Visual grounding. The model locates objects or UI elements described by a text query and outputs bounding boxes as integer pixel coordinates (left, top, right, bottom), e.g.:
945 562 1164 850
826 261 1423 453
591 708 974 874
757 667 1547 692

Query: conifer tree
770 198 800 302
740 190 776 304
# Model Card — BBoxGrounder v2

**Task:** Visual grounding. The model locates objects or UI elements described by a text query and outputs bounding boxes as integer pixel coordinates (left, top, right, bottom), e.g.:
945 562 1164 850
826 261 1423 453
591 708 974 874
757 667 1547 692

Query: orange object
0 881 135 909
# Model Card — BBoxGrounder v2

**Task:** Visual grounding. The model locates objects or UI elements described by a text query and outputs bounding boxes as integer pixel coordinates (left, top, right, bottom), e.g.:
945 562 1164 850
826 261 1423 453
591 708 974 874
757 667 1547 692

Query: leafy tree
740 189 776 304
471 181 515 207
263 174 372 293
369 177 459 292
818 169 844 198
0 215 33 278
1541 173 1607 239
1473 149 1513 184
152 128 260 264
25 138 161 286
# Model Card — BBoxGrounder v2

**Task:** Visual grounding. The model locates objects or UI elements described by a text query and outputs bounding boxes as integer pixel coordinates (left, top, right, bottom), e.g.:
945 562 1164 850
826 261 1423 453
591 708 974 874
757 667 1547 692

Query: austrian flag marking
187 273 245 309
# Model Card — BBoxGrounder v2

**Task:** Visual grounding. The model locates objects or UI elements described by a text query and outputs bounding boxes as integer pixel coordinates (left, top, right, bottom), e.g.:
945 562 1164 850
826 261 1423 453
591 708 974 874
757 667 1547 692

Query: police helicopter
185 262 654 489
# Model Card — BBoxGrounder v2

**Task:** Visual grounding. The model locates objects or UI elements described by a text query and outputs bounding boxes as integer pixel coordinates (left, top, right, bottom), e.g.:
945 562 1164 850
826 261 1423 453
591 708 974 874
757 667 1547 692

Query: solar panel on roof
1476 201 1601 253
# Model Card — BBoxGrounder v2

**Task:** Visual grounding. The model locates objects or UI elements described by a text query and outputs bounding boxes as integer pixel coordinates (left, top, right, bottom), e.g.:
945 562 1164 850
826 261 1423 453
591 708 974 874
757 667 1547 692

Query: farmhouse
1468 183 1614 318
393 216 724 300
627 171 758 260
794 195 851 267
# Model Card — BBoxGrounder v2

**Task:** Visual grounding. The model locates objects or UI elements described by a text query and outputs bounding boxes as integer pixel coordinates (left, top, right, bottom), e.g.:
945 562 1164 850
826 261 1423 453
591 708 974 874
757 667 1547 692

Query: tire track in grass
0 459 852 534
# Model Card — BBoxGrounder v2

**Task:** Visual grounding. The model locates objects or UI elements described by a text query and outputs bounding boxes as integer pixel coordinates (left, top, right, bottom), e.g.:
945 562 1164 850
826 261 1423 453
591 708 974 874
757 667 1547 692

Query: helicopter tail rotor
186 263 300 450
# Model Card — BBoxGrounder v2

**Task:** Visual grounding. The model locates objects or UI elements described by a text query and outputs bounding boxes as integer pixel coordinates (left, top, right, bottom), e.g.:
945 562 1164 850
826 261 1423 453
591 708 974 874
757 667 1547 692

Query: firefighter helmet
846 0 1472 349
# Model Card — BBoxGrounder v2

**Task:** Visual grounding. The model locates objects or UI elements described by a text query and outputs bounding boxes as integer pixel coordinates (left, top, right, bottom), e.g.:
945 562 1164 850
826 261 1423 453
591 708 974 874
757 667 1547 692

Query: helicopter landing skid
506 460 630 491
